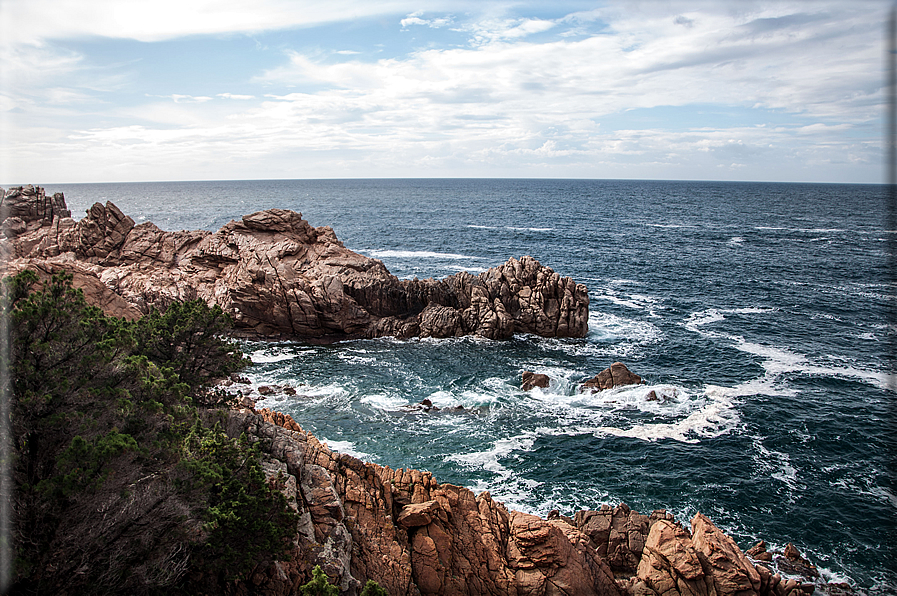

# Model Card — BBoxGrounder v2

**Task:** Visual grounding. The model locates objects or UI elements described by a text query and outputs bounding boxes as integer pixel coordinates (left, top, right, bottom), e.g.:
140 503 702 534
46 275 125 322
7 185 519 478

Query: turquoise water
50 179 895 591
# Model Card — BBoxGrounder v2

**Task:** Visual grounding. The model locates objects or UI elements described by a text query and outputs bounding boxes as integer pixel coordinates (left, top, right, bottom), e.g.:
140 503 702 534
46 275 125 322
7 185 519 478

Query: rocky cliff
221 407 827 596
0 186 589 341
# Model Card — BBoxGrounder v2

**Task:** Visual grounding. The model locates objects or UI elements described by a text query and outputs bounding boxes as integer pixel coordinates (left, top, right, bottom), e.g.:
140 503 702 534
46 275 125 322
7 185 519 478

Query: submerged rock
1 187 590 342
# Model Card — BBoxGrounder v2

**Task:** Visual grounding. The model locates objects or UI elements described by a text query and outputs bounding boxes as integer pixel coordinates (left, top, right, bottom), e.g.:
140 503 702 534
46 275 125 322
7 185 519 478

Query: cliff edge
0 186 589 341
226 407 823 596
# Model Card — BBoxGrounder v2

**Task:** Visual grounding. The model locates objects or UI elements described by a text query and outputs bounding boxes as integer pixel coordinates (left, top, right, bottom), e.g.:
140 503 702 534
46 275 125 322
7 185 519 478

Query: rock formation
0 186 589 342
223 408 826 596
521 371 550 391
582 362 644 393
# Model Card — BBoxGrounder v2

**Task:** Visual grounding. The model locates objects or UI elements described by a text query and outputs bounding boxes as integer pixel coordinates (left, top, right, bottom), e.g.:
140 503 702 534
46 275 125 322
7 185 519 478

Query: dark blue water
49 179 895 592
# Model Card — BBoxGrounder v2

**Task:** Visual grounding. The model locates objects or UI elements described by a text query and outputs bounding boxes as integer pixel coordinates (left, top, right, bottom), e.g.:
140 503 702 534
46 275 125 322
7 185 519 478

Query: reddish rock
2 188 590 342
521 371 550 391
691 512 761 595
746 540 773 562
574 504 671 575
582 363 644 393
776 543 820 580
637 519 715 596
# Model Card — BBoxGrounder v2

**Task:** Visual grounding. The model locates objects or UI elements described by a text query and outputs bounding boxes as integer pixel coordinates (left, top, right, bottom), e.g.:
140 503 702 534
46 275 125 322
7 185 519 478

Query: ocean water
48 179 895 592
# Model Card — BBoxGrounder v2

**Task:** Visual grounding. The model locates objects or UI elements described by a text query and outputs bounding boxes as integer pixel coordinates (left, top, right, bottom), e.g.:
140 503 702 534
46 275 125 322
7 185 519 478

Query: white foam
755 226 846 233
367 249 477 260
575 384 688 414
594 290 660 311
591 390 739 444
728 236 745 246
319 438 372 461
360 392 408 411
684 307 774 334
337 351 378 365
249 348 299 364
505 226 554 232
686 308 891 393
588 311 663 344
752 437 803 498
448 432 540 476
445 264 488 273
734 339 891 391
646 223 696 229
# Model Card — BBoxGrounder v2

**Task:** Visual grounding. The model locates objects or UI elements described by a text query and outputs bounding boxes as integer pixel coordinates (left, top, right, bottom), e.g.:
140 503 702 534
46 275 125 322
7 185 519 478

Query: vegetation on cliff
4 270 298 595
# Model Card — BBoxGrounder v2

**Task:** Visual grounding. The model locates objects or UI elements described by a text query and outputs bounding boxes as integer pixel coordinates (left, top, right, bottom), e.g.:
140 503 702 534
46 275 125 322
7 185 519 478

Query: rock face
227 408 825 596
575 504 675 575
582 362 644 393
0 187 589 342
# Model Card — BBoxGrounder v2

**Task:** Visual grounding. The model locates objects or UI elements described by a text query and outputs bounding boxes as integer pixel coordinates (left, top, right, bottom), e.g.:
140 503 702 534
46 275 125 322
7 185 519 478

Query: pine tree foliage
3 270 298 595
300 565 340 596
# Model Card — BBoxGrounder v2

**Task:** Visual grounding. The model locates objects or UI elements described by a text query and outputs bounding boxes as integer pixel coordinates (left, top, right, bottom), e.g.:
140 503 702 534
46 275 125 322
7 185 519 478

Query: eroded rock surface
582 362 644 393
228 409 829 596
0 187 589 341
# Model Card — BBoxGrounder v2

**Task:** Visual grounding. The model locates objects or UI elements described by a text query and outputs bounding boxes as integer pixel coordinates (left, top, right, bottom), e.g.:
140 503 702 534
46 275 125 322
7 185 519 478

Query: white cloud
400 11 453 29
0 0 888 183
169 94 214 103
0 0 455 44
218 93 255 100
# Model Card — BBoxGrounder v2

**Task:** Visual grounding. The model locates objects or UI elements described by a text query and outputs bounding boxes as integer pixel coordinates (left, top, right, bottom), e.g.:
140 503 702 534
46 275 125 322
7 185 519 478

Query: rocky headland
0 186 588 342
2 186 841 595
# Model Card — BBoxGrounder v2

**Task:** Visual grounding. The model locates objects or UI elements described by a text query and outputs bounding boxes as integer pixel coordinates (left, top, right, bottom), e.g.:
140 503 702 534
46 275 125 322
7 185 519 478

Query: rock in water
582 362 644 393
521 371 550 391
0 187 590 342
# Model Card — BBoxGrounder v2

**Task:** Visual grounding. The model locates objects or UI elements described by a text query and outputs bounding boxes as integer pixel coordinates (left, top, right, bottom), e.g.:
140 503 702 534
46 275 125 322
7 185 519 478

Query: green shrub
300 565 339 596
181 420 298 580
361 579 389 596
3 270 296 593
133 299 250 391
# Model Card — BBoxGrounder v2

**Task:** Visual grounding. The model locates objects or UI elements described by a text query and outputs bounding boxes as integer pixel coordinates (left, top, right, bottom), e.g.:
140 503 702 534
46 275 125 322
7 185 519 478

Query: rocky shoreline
1 186 848 595
218 405 837 596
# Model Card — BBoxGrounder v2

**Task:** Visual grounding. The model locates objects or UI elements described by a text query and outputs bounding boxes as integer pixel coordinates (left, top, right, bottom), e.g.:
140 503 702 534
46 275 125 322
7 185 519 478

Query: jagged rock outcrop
231 408 621 596
575 504 675 575
227 408 827 596
0 187 589 341
582 362 644 393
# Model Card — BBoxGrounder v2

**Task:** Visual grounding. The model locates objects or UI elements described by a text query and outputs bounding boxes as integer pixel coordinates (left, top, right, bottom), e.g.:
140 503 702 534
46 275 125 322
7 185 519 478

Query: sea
44 179 896 592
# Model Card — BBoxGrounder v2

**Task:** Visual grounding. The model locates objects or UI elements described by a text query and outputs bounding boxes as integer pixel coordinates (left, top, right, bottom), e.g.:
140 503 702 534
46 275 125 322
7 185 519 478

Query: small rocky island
0 186 837 596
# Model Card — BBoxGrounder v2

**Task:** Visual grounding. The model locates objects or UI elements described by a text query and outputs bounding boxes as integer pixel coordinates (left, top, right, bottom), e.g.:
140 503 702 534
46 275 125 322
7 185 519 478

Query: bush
181 421 298 580
3 270 297 594
133 300 250 391
361 579 389 596
300 565 339 596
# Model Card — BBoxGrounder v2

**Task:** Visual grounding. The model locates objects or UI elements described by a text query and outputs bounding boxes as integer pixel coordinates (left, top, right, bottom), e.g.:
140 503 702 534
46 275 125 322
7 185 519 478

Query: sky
0 0 890 184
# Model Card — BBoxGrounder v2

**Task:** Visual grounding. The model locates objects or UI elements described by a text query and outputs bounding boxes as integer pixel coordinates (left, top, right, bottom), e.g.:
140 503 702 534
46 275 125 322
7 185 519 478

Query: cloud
0 0 887 183
0 0 452 44
401 11 453 29
168 94 214 103
218 93 255 100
